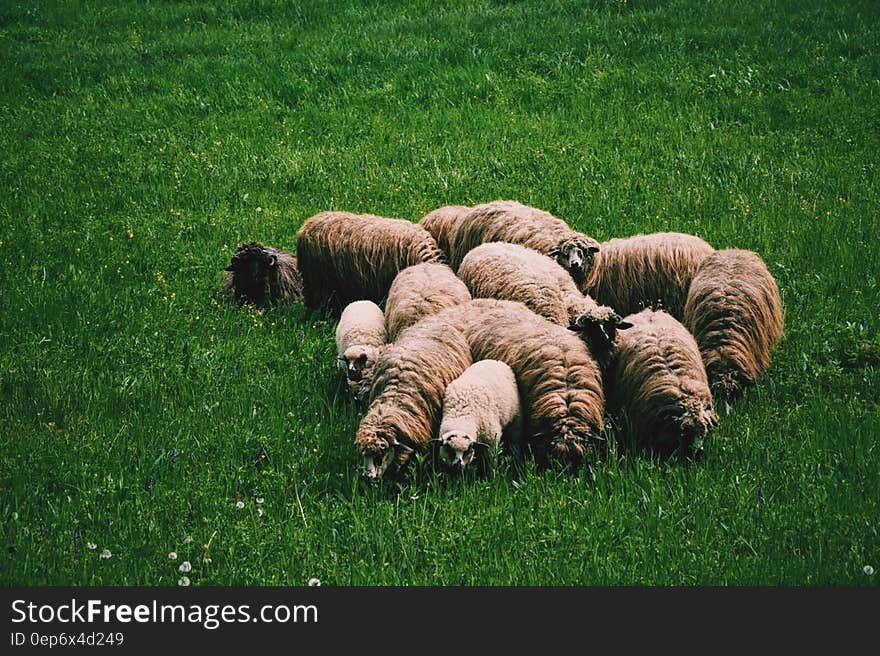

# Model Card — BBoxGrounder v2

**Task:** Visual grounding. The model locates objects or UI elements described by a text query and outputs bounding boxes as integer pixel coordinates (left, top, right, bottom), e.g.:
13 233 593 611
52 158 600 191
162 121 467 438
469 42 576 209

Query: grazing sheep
580 232 715 320
222 242 303 307
436 299 606 466
457 242 627 353
296 211 445 312
436 359 522 471
426 200 601 281
383 263 472 342
336 300 387 404
356 314 472 479
418 204 470 262
683 248 784 401
577 308 716 457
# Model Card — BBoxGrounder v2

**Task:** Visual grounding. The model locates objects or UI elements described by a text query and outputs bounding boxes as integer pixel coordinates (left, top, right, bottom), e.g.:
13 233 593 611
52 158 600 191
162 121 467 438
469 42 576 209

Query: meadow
1 0 878 586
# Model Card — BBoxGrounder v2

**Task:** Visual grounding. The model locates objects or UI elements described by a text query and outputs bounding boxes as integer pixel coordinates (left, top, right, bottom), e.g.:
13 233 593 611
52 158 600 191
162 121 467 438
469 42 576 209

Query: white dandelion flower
87 542 97 550
179 561 192 573
865 565 875 576
178 576 190 586
183 535 193 544
235 500 245 509
257 508 264 517
255 497 265 505
100 549 112 559
307 577 321 587
168 551 177 560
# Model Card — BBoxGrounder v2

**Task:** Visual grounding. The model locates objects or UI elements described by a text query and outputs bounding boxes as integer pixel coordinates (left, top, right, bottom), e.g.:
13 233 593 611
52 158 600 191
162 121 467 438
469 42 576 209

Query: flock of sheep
221 200 784 479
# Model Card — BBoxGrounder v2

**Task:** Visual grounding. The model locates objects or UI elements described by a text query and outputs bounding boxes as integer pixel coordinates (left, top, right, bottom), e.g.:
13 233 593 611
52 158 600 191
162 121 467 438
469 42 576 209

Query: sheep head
224 242 280 307
568 306 633 353
549 236 600 284
433 431 485 472
339 345 381 383
355 407 415 479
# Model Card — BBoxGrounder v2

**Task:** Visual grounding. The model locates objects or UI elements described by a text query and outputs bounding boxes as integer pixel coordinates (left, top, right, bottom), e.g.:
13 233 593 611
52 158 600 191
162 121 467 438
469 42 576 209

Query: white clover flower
235 500 245 509
865 565 875 576
168 552 177 560
178 576 190 586
179 561 192 573
307 578 321 586
257 508 264 517
255 497 265 505
87 542 97 550
100 549 112 559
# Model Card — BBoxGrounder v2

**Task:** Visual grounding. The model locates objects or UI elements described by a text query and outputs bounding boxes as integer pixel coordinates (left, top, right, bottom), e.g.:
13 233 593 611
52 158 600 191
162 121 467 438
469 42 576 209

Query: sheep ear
472 442 490 450
391 438 413 455
567 322 585 333
224 264 235 272
548 246 561 257
265 253 278 267
588 246 600 254
617 321 634 330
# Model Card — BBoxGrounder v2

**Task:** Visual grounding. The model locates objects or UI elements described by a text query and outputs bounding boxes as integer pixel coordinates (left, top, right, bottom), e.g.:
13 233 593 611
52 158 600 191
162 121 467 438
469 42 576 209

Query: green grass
1 0 878 586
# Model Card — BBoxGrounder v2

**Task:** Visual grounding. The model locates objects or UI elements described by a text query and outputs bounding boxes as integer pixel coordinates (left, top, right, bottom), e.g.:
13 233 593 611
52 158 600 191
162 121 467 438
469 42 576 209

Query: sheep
575 308 716 457
417 204 470 263
436 299 607 467
683 248 784 401
356 314 472 479
221 241 303 307
435 359 522 471
383 262 472 342
296 211 445 312
423 200 601 280
457 242 627 354
579 232 715 320
335 300 388 404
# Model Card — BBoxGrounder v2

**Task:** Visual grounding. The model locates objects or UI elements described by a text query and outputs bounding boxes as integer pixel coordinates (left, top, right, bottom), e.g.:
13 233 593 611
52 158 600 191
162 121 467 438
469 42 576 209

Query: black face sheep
425 200 601 278
457 242 628 354
221 241 303 307
580 232 715 320
435 299 606 467
355 314 472 479
575 308 716 457
435 359 522 472
295 211 445 312
383 262 472 342
683 248 784 401
336 300 388 404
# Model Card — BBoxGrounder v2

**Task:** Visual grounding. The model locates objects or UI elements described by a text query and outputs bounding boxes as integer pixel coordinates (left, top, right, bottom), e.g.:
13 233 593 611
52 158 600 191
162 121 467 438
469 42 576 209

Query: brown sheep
576 309 716 457
457 242 627 354
221 242 303 308
683 248 784 401
417 204 470 263
295 211 445 312
579 232 715 320
383 263 472 342
356 314 472 479
421 200 601 281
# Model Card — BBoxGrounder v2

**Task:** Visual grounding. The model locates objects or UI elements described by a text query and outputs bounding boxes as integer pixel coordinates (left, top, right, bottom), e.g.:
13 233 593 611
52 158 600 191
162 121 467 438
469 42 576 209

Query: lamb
457 242 627 353
421 200 601 280
436 299 606 467
574 308 716 457
383 262 472 342
435 359 522 471
221 241 303 307
296 211 445 312
335 300 388 404
579 232 715 320
356 314 472 479
683 248 784 401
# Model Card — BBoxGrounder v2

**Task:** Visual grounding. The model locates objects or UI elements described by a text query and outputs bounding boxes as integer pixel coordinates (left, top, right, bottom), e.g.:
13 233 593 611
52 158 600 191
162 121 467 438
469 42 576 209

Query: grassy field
1 0 878 586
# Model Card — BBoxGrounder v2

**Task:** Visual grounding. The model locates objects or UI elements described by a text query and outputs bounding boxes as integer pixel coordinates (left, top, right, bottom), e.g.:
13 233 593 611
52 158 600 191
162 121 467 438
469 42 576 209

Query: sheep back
384 263 472 342
295 211 445 312
583 232 715 319
418 205 471 263
683 248 784 400
609 309 716 455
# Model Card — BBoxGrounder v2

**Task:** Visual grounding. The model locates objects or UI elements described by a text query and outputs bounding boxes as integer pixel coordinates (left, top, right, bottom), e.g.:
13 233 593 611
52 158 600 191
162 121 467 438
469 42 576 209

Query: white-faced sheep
683 248 784 401
457 242 627 353
296 211 445 312
222 241 303 307
574 308 716 457
435 359 522 471
435 299 606 467
421 200 601 279
579 232 715 320
336 300 387 405
383 262 472 342
355 313 472 479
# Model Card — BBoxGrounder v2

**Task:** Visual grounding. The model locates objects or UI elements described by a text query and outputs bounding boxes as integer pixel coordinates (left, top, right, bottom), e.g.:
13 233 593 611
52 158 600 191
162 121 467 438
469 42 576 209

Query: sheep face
549 237 599 284
339 345 379 383
356 410 415 479
568 310 634 353
224 242 279 306
435 431 478 471
656 396 716 455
